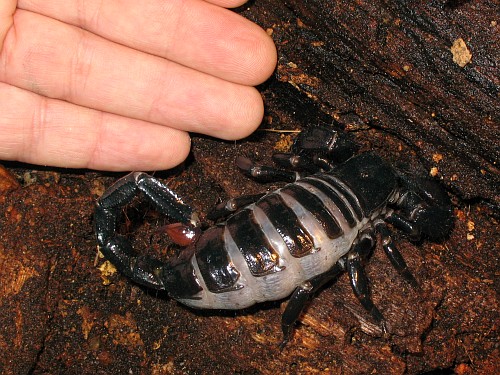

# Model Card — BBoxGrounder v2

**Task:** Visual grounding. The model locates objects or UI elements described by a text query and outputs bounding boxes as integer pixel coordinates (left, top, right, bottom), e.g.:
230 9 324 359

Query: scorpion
95 126 453 347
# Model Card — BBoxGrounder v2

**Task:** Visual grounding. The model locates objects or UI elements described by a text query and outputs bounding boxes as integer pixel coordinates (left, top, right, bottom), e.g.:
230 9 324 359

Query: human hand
0 0 276 170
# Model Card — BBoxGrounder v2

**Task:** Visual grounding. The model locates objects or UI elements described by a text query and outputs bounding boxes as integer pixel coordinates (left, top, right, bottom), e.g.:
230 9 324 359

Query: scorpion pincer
94 127 453 347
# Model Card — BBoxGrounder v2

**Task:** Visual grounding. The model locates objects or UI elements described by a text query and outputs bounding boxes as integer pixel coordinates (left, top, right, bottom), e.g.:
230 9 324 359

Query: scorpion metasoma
95 126 453 347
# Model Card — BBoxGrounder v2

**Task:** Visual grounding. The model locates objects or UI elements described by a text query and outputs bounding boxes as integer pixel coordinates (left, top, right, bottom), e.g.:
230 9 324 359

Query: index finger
17 0 277 86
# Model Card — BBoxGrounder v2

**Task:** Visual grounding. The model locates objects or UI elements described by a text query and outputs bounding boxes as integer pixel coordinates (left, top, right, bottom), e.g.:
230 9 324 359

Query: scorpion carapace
94 127 453 347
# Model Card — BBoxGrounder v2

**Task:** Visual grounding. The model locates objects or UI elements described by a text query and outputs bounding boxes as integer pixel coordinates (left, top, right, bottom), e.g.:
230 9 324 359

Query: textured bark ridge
244 0 498 205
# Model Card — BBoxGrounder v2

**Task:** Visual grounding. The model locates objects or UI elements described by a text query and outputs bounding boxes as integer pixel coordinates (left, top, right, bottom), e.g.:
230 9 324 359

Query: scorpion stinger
95 126 453 347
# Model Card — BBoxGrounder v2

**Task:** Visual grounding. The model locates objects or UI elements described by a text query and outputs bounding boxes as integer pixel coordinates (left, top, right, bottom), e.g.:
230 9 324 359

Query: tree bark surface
246 0 498 205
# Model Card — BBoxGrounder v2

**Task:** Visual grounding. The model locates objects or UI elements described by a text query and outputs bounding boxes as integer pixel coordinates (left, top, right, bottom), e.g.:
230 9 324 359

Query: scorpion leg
280 263 345 349
374 220 420 289
236 156 299 183
274 126 358 172
206 193 266 221
346 232 387 333
384 212 421 241
238 127 357 181
272 152 325 172
95 172 200 290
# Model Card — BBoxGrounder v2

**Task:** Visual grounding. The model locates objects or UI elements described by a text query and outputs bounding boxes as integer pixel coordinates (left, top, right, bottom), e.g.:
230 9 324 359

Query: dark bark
244 0 499 205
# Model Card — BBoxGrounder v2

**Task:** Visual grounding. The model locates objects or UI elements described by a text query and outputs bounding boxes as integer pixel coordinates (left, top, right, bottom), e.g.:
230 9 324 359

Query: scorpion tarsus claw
279 337 289 351
235 156 254 172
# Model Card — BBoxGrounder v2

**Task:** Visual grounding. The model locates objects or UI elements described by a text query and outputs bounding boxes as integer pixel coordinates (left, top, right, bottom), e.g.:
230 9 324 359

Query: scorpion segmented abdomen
255 193 315 258
194 226 241 293
181 173 365 310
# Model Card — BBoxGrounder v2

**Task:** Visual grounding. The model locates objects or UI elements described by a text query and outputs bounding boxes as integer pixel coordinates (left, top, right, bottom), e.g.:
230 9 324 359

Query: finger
1 10 264 140
17 0 277 86
0 0 16 51
0 82 191 171
203 0 249 8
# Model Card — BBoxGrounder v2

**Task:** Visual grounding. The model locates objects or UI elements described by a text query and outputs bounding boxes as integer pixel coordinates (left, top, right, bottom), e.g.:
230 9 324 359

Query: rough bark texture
0 1 498 374
245 0 498 205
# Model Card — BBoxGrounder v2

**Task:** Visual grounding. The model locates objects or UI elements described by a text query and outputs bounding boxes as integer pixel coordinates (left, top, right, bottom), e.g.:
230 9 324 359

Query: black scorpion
95 127 453 346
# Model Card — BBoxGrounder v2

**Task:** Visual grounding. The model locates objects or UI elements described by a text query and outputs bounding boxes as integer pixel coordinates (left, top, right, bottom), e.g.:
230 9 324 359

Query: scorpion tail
95 172 202 297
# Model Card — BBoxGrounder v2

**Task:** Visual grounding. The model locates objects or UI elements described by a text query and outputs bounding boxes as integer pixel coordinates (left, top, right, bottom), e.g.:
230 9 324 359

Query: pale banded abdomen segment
179 174 366 309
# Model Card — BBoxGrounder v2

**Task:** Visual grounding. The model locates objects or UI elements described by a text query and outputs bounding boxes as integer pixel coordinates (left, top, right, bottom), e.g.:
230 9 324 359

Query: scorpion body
175 153 393 310
95 127 453 345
